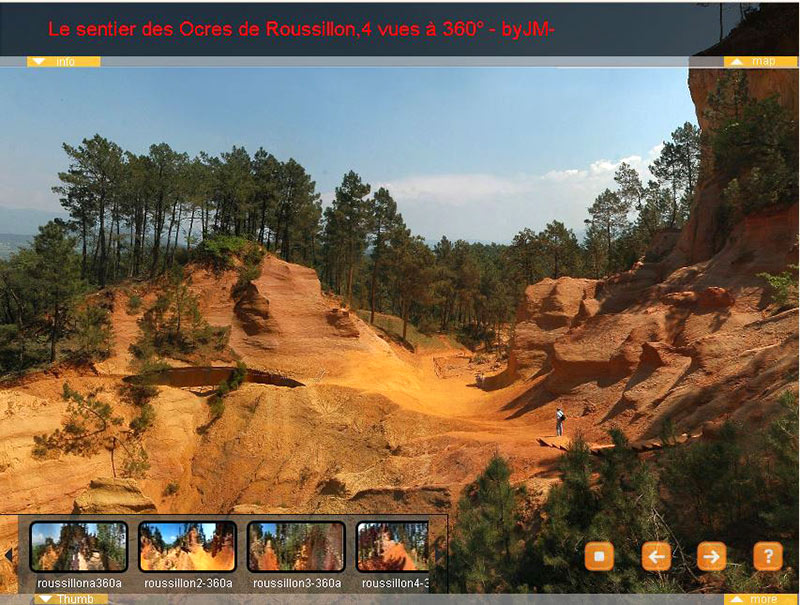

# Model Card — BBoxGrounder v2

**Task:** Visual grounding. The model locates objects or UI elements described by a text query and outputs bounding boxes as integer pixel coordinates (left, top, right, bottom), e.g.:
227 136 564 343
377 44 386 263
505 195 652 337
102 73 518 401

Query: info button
27 56 102 68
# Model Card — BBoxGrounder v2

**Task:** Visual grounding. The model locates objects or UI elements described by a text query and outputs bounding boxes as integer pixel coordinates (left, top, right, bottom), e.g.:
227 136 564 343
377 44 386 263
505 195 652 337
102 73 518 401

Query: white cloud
377 173 529 207
318 144 666 242
355 145 664 242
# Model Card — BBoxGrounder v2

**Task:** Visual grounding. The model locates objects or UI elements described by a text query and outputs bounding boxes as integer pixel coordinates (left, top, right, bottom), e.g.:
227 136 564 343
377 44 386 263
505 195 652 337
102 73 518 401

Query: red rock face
499 63 798 440
697 287 735 309
505 277 598 380
234 281 271 336
670 68 799 267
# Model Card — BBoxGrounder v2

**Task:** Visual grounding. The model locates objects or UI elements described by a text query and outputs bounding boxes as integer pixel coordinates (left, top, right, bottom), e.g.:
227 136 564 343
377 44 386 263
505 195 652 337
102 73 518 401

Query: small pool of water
124 366 304 389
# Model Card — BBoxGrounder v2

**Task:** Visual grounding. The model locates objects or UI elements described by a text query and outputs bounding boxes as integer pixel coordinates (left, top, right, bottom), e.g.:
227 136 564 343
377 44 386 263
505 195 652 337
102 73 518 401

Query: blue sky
141 523 218 545
31 523 125 546
0 67 697 242
257 523 278 537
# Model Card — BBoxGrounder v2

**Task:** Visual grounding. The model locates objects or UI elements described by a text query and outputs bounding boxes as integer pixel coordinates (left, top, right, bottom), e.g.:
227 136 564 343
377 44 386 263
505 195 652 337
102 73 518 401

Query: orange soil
140 543 235 572
360 541 418 571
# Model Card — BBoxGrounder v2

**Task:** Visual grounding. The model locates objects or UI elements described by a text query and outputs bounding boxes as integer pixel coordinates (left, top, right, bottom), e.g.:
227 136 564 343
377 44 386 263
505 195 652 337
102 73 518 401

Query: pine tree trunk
80 218 88 279
187 206 196 252
98 196 107 287
50 304 58 363
370 250 380 324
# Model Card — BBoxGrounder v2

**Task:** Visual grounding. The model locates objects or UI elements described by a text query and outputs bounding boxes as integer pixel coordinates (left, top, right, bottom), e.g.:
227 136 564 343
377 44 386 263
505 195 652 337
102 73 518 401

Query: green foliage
126 294 142 315
586 189 632 275
129 403 155 434
95 523 127 570
31 382 154 481
0 323 49 375
131 267 228 360
32 383 124 458
449 397 799 594
757 265 799 308
449 454 526 593
708 72 798 220
506 223 582 285
456 323 497 352
226 360 247 391
203 361 247 423
322 170 372 305
163 481 180 497
231 240 265 299
355 310 458 351
207 396 226 420
761 391 799 532
120 443 150 479
71 304 113 361
118 382 159 407
194 234 265 272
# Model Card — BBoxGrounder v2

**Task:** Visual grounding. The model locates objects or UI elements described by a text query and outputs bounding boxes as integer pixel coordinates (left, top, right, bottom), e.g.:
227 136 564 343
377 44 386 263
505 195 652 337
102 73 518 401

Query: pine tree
30 221 84 362
324 171 371 304
368 187 403 323
586 188 630 274
450 454 525 593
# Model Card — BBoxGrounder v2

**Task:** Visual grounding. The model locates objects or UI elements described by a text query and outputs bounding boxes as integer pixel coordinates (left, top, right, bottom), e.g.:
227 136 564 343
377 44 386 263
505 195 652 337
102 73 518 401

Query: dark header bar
0 2 797 57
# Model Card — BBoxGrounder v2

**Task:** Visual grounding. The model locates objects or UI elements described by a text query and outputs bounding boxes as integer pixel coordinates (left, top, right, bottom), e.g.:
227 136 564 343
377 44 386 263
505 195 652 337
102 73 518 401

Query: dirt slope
0 251 562 515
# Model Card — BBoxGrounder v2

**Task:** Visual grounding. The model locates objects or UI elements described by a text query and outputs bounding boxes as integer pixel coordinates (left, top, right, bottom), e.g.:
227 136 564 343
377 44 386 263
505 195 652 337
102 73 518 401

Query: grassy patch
355 310 460 351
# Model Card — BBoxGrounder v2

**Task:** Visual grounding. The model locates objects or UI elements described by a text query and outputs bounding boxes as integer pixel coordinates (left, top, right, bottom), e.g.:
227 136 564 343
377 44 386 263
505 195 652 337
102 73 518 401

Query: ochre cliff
502 61 798 444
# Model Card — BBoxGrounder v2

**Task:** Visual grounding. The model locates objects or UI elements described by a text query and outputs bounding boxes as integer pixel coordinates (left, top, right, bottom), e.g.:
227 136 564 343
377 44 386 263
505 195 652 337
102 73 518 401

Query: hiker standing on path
556 407 566 436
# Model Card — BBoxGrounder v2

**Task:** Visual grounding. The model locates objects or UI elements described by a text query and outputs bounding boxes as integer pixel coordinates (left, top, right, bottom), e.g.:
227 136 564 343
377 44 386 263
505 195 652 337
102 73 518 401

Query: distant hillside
0 207 67 236
0 234 31 259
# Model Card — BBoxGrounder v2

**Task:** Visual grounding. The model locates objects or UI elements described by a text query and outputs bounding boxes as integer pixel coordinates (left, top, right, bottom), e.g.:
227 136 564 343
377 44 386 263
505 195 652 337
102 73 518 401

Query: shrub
416 316 439 336
757 265 799 308
193 235 265 272
457 323 496 351
707 72 798 220
163 481 180 497
447 395 800 594
120 444 150 479
119 383 159 407
227 361 247 391
208 395 225 419
129 403 155 434
71 305 113 361
202 362 247 423
126 294 142 315
0 323 49 375
131 269 229 361
233 263 262 298
449 454 526 593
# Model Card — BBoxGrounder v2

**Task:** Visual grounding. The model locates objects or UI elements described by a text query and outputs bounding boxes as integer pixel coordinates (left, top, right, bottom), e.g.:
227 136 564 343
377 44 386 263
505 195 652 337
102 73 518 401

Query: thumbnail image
30 522 126 572
139 522 235 572
357 522 428 571
248 522 344 571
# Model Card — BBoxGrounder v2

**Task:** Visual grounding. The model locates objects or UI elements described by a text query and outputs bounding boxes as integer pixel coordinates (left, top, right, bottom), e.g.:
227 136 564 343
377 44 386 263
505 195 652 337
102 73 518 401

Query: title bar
0 3 797 57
